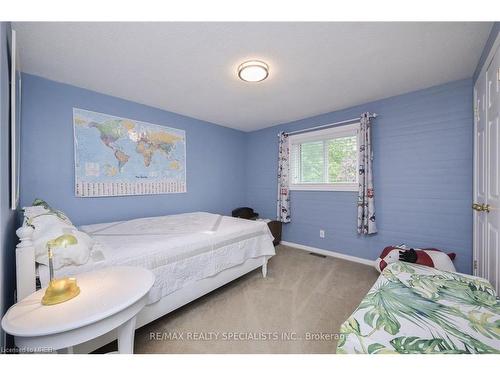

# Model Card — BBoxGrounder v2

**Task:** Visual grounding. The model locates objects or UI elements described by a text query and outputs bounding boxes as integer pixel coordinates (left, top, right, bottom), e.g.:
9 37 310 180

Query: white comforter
40 212 276 304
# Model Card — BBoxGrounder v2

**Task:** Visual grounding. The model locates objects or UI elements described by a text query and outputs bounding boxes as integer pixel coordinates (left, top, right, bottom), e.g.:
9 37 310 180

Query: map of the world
73 108 186 197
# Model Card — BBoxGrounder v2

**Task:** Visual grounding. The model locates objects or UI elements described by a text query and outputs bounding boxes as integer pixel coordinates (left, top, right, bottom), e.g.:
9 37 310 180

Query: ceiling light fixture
238 60 269 82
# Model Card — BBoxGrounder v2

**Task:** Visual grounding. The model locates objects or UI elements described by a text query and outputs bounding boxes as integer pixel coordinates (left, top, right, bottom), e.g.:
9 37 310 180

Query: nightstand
257 219 282 246
1 266 154 354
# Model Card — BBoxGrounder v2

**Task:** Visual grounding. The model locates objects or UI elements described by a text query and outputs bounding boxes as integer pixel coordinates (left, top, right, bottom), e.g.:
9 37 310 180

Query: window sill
289 183 358 192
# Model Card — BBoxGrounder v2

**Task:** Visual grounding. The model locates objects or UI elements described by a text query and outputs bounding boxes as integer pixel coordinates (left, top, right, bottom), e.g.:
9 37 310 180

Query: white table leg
262 258 268 278
117 316 137 354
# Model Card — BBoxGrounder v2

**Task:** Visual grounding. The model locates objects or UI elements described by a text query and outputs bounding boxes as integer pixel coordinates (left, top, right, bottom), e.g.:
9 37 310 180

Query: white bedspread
39 212 276 304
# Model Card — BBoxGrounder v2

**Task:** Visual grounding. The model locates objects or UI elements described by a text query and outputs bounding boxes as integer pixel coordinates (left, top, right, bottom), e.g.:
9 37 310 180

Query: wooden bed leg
262 258 268 278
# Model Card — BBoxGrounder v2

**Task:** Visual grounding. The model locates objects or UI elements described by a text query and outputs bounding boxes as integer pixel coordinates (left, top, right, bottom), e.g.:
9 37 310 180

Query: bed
15 211 276 353
336 261 500 354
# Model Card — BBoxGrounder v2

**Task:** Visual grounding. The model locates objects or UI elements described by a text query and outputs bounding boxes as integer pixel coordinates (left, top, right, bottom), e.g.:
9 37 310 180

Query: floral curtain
277 131 291 223
357 113 377 234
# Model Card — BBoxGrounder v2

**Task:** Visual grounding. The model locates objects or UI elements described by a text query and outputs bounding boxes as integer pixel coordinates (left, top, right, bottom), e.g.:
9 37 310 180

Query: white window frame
289 122 360 192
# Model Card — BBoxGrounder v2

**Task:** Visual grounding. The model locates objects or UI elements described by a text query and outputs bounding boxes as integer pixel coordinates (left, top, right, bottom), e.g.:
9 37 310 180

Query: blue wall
18 77 474 276
20 74 247 226
246 79 473 274
473 22 499 82
0 22 17 349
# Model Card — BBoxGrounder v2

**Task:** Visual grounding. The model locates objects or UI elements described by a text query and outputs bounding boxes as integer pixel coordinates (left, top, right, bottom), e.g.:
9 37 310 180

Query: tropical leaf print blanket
336 262 500 354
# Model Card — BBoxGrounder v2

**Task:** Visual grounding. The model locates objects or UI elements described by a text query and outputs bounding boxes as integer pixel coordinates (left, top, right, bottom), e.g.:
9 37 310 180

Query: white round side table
1 266 154 354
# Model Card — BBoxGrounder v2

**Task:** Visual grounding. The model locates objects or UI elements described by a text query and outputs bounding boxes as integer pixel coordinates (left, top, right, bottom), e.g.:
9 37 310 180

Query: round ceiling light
238 60 269 82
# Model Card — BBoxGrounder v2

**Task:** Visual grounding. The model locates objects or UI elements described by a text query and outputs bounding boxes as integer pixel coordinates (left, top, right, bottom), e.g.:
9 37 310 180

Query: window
289 123 359 191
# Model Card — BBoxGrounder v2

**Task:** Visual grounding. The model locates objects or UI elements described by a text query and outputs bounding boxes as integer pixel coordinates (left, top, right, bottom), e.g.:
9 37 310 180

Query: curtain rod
280 113 378 137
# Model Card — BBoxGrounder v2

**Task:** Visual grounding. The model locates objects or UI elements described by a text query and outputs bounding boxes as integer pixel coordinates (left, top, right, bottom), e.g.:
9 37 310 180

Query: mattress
39 212 276 304
336 262 500 354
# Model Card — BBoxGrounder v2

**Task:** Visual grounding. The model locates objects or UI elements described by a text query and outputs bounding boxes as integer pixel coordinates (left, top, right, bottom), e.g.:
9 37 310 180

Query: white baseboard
280 241 375 267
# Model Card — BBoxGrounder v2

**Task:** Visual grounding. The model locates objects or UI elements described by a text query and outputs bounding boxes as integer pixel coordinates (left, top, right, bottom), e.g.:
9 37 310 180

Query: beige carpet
98 245 379 354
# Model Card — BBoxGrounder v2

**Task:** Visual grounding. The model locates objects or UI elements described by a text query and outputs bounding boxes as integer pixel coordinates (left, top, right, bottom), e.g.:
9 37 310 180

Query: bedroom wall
18 75 475 275
20 74 247 226
0 22 17 349
245 78 473 274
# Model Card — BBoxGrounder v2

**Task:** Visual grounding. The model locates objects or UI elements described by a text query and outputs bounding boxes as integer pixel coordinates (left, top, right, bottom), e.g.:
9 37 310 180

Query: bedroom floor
99 245 379 354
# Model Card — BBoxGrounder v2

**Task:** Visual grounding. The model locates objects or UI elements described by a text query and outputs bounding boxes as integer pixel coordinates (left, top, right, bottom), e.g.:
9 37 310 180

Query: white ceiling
13 22 492 131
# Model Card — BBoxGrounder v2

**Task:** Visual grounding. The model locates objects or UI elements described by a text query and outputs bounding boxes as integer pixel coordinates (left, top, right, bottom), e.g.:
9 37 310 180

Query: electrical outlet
319 229 325 238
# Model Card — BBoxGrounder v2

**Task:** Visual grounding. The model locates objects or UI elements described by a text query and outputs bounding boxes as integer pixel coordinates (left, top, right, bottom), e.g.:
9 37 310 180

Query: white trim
289 183 358 192
280 241 375 267
10 29 20 211
289 122 360 191
473 82 478 276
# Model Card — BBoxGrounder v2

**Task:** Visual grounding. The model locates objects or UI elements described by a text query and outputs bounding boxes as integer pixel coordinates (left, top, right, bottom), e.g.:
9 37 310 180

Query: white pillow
24 203 72 227
23 201 94 269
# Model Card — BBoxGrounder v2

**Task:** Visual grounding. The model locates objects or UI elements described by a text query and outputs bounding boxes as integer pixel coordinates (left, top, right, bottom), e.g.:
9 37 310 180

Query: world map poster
73 108 186 197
